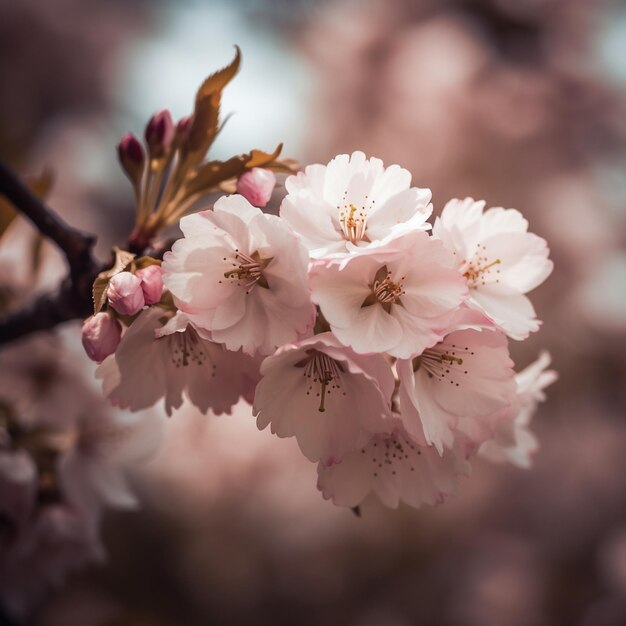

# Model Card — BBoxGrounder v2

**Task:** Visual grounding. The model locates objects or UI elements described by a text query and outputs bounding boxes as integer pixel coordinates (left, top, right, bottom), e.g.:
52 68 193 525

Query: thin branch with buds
0 49 293 348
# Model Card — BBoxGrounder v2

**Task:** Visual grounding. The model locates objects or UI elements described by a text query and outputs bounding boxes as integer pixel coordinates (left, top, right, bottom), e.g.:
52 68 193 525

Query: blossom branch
0 278 95 344
0 161 99 345
0 161 97 269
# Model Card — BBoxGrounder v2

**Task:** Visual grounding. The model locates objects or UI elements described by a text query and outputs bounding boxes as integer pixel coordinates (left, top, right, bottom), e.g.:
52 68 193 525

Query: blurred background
1 0 626 624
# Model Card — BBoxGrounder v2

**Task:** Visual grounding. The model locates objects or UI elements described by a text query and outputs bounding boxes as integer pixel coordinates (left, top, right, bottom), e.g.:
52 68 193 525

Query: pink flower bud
107 272 145 316
145 109 175 158
117 133 145 183
236 168 276 208
176 115 192 142
136 265 164 305
81 312 122 362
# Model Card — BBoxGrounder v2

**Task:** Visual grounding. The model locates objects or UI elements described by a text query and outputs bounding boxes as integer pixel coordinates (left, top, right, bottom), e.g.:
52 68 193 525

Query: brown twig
0 279 94 343
0 162 100 345
0 161 96 269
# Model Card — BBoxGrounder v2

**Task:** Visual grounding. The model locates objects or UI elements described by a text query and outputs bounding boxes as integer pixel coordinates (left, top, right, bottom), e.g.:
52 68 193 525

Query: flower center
412 342 474 387
361 430 423 479
362 265 405 313
460 244 501 288
339 203 366 244
222 250 272 294
294 349 346 412
169 327 216 376
338 192 374 244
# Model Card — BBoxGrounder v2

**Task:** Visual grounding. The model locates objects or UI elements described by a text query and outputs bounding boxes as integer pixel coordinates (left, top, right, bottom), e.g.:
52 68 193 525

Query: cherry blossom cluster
88 151 556 511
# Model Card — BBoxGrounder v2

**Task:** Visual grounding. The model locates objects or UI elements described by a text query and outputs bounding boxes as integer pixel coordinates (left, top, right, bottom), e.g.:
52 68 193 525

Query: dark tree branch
0 161 96 268
0 279 95 344
0 162 101 345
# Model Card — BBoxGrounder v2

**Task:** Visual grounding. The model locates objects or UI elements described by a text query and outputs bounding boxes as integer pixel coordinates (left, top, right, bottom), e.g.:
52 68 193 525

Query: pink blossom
280 151 433 258
136 264 164 305
480 351 557 468
236 167 276 207
97 307 261 416
0 334 99 430
58 410 162 529
0 335 163 618
397 321 516 454
433 197 553 340
162 194 315 356
317 417 470 509
107 271 145 316
309 231 467 357
253 333 394 464
81 312 122 363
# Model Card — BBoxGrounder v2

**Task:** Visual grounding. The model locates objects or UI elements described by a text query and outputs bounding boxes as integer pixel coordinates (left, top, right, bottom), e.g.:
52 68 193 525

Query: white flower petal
398 328 516 454
317 419 470 509
164 195 314 356
281 152 433 255
254 334 393 463
470 286 540 340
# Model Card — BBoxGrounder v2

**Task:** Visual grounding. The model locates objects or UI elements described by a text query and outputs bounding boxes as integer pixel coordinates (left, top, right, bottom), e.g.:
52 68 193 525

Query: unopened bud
107 272 145 316
117 133 145 183
236 168 276 208
145 109 175 158
136 265 164 305
176 115 192 142
81 312 122 362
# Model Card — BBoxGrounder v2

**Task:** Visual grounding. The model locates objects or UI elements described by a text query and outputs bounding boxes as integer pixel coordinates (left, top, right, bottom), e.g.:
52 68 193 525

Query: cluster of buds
82 255 164 363
108 265 164 315
90 151 557 511
115 47 293 254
